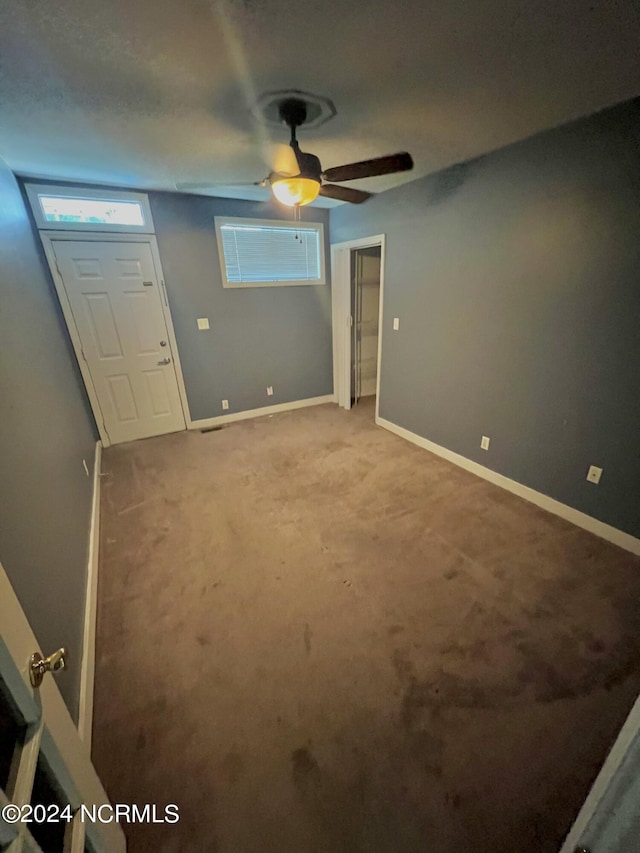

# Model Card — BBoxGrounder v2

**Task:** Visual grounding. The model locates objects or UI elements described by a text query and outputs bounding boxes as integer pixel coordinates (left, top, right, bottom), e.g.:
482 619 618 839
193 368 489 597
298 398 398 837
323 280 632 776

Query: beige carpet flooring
93 399 640 853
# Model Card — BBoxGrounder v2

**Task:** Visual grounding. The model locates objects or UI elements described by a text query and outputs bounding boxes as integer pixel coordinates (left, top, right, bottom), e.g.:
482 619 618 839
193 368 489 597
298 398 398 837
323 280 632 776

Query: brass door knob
29 648 67 688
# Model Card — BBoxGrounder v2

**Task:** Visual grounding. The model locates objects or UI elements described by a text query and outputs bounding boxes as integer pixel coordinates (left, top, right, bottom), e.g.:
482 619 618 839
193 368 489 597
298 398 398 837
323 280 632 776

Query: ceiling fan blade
323 152 413 183
319 184 373 204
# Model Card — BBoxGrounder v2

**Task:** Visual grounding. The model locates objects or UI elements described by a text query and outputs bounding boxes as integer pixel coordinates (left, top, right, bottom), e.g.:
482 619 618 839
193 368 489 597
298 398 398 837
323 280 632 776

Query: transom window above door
25 184 155 233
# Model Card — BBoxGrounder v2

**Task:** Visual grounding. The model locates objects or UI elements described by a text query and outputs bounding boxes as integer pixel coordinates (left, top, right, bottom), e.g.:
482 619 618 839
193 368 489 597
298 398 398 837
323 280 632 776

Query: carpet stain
219 750 246 785
304 623 312 655
392 648 415 681
445 791 462 810
291 746 320 794
411 729 444 777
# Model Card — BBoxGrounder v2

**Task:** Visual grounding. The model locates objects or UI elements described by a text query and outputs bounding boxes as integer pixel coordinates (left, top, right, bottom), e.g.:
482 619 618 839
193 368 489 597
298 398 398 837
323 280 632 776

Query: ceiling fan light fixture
271 177 320 207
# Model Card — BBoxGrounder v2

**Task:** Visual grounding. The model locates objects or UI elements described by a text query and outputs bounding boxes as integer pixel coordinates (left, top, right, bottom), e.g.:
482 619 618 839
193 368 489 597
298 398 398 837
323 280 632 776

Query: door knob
30 648 67 688
160 340 167 347
157 357 171 365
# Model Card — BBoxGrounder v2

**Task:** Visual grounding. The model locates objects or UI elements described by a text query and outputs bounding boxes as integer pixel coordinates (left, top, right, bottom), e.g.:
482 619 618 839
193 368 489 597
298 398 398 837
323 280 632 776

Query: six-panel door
53 241 186 445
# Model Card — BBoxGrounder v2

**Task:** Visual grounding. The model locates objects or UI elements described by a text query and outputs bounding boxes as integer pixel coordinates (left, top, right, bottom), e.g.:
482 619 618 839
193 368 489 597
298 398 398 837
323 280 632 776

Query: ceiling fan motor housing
278 97 308 129
271 98 321 181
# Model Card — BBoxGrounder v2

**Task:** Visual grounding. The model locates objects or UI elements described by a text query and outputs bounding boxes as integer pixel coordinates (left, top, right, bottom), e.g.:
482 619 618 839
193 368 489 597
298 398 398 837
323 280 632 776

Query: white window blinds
216 219 325 287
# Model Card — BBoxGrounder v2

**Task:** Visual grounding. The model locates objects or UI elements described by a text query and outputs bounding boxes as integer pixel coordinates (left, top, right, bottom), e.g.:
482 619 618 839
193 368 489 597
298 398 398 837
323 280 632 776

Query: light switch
393 317 400 331
197 318 210 330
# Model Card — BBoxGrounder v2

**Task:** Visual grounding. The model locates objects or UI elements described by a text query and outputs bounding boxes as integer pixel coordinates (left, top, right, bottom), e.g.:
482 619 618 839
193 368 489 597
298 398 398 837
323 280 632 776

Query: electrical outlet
266 386 274 396
393 317 400 331
221 399 229 410
82 459 90 477
481 436 490 451
587 465 603 484
197 318 210 330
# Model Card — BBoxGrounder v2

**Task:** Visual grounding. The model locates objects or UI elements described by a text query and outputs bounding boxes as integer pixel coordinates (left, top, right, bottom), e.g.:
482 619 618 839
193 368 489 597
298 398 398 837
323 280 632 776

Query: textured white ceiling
0 0 639 206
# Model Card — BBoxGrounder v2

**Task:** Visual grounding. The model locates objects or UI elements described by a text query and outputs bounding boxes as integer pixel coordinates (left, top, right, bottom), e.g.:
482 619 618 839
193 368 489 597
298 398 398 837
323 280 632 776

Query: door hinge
55 260 62 277
161 280 168 307
348 315 354 327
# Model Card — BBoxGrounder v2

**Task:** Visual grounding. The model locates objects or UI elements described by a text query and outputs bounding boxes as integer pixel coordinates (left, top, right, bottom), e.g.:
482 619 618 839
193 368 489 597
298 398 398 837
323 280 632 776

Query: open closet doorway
351 246 381 406
331 234 385 418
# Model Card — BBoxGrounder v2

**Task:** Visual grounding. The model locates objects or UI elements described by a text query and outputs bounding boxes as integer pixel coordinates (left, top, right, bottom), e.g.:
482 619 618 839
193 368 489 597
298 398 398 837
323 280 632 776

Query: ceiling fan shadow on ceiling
176 96 414 206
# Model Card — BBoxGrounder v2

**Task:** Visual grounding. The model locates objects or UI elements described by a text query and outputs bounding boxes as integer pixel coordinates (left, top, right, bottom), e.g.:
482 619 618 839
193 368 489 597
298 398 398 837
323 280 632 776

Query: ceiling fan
177 97 414 206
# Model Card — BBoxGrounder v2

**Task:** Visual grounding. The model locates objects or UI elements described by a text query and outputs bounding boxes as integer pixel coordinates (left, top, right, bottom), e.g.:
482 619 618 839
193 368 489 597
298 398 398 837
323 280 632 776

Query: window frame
214 216 326 289
24 184 155 233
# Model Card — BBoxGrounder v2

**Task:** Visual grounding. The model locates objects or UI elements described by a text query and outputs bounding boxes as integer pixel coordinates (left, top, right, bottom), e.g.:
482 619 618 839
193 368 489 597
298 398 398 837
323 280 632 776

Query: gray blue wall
149 193 333 421
0 160 97 719
331 98 640 539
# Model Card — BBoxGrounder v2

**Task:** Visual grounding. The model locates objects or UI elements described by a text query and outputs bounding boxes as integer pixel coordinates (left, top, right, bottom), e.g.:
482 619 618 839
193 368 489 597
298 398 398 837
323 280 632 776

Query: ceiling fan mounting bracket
252 89 336 131
279 98 308 131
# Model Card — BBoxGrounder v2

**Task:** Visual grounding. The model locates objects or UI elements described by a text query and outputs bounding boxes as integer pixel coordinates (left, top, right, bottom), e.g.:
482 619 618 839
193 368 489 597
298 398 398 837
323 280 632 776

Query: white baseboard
376 416 640 557
78 440 102 748
190 394 336 430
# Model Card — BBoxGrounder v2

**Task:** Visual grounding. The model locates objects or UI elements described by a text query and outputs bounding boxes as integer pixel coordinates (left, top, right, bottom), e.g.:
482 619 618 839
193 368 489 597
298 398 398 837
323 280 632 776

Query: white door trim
559 690 640 851
330 234 386 419
78 440 102 748
39 230 192 447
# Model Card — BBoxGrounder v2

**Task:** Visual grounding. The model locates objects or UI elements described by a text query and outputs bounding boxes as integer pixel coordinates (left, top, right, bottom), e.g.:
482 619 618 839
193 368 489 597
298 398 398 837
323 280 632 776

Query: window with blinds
215 217 326 288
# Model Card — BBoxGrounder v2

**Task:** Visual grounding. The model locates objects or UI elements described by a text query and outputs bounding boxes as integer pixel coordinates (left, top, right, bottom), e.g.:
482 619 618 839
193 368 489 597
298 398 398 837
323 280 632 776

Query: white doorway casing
331 234 386 417
40 231 191 447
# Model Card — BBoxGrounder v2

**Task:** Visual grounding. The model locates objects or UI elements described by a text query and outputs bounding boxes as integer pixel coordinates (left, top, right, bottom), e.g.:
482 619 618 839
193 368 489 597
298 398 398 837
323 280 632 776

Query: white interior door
0 561 125 853
331 236 385 412
53 240 186 445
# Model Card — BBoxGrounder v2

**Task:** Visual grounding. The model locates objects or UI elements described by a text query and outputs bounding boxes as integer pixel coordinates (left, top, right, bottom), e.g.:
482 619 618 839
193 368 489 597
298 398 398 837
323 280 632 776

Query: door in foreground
560 692 640 852
0 560 125 852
